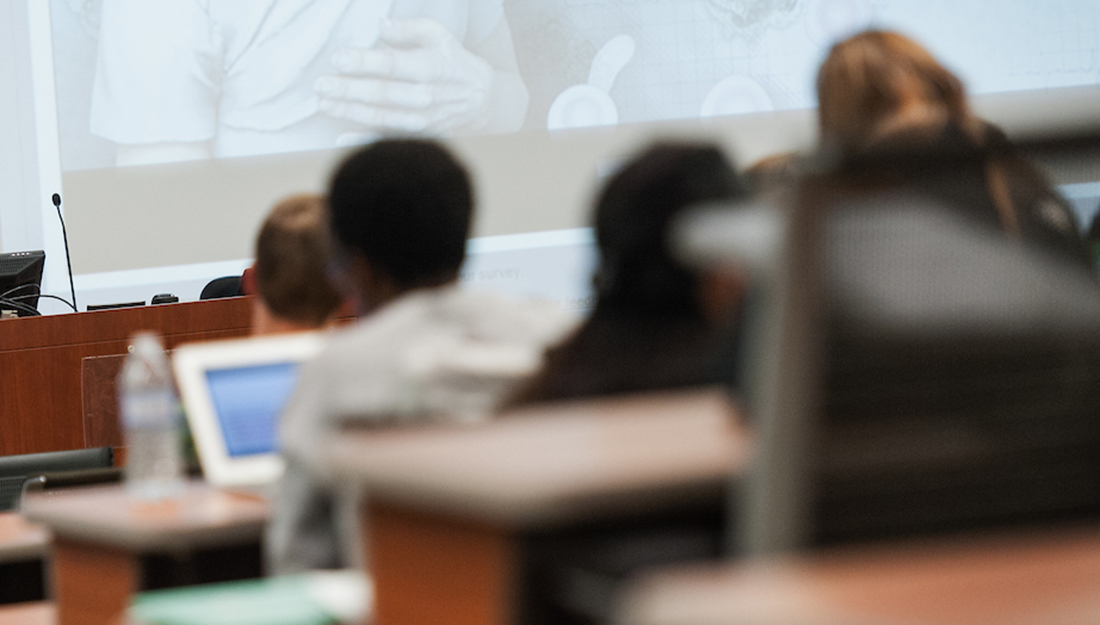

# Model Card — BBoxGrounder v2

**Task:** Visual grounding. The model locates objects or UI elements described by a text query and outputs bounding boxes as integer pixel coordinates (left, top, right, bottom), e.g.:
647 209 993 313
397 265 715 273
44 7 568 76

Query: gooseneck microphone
52 193 79 313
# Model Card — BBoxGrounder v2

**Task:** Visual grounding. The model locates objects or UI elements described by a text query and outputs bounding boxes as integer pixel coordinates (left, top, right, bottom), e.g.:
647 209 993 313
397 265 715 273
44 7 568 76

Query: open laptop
173 332 325 491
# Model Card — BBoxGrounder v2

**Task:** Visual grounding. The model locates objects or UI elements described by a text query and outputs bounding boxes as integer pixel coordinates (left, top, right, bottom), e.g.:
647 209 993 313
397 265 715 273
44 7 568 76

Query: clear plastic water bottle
119 332 184 500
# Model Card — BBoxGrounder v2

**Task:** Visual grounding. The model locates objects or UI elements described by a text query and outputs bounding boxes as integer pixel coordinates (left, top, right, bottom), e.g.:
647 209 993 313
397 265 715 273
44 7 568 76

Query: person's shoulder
975 120 1010 147
305 287 481 356
441 287 580 340
304 286 579 370
319 295 435 352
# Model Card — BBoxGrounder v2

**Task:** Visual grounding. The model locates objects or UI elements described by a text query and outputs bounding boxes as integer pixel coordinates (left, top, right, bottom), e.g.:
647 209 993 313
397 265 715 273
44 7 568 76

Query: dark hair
593 142 747 316
328 139 473 289
509 142 748 405
254 194 342 327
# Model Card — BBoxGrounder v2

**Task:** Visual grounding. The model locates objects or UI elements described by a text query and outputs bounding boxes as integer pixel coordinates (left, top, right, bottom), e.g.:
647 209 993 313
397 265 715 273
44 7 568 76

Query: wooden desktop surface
20 482 268 553
619 527 1100 625
21 483 269 625
326 389 752 528
0 297 252 458
0 512 49 565
326 389 750 625
0 602 54 625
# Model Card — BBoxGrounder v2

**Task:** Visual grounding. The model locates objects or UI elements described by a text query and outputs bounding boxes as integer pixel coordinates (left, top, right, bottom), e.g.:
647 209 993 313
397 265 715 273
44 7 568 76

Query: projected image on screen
507 0 1100 130
50 0 1100 170
204 362 301 458
50 0 529 168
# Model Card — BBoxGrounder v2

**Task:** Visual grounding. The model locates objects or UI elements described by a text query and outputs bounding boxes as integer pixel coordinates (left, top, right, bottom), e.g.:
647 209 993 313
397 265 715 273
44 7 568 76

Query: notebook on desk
130 570 370 625
173 333 325 490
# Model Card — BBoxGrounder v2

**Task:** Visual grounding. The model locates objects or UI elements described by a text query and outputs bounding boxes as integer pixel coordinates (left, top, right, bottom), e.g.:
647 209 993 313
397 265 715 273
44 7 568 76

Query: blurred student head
513 142 749 404
815 31 1089 266
251 194 343 335
746 151 799 196
327 139 473 314
593 142 748 321
817 30 979 154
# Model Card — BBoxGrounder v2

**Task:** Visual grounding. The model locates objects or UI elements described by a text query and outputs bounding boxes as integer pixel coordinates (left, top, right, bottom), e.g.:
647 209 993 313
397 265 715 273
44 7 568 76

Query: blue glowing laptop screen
204 362 300 457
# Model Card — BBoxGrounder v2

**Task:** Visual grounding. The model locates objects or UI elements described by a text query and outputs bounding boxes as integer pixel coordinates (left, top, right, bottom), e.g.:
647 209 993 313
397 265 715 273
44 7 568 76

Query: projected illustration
510 0 1097 129
49 0 1100 171
53 0 529 168
547 34 635 130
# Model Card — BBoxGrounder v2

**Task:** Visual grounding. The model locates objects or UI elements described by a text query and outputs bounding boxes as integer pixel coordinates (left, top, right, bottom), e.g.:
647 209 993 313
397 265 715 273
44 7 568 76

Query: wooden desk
0 297 252 458
618 527 1100 625
0 513 49 565
21 483 269 625
0 513 51 605
0 602 54 625
325 389 752 625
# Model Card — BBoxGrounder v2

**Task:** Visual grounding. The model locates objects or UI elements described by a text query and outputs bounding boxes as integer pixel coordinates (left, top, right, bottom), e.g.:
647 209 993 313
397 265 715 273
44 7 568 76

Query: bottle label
122 390 178 429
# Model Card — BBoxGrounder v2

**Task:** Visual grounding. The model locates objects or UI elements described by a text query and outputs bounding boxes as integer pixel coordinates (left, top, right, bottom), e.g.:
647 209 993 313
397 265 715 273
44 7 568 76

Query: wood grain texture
369 501 517 625
52 537 136 625
0 298 252 457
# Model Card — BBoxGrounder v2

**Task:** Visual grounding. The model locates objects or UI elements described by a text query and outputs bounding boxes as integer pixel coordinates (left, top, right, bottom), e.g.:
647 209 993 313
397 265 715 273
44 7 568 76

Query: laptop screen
204 362 301 457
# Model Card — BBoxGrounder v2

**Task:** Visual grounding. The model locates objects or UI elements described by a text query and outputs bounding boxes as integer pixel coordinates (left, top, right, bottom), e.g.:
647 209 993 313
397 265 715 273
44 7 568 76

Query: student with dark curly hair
267 139 574 573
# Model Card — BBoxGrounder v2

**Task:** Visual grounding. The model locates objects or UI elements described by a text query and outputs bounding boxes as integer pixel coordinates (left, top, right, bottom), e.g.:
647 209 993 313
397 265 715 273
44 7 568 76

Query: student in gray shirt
266 138 573 573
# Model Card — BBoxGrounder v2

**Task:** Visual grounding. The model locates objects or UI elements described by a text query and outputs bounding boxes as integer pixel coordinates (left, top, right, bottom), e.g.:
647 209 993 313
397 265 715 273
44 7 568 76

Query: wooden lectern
0 298 252 458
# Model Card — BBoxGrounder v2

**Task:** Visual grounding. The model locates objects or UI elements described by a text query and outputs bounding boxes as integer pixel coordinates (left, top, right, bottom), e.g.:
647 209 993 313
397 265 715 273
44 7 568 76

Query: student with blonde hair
249 194 345 335
815 30 1088 266
817 30 979 152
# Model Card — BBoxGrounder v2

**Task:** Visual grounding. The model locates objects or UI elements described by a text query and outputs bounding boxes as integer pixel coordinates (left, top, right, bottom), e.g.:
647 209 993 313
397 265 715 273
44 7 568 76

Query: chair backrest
20 467 123 503
729 140 1100 554
811 199 1100 545
0 447 114 511
200 276 243 300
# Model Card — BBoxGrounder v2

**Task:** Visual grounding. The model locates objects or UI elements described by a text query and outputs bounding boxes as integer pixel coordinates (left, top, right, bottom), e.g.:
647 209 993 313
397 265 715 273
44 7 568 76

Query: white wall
0 1 72 313
0 1 41 255
50 110 818 310
59 110 819 276
56 82 1100 278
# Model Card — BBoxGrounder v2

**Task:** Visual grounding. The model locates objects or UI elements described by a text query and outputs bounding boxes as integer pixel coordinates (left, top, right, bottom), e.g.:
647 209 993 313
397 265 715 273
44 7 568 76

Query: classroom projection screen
30 0 1100 308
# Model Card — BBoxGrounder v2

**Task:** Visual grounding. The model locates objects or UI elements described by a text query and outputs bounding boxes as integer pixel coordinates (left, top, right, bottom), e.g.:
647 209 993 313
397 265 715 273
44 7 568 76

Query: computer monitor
0 250 46 317
173 332 324 488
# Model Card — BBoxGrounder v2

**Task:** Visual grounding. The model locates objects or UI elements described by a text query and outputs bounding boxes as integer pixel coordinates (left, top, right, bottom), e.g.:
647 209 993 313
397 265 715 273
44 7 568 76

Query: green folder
131 572 368 625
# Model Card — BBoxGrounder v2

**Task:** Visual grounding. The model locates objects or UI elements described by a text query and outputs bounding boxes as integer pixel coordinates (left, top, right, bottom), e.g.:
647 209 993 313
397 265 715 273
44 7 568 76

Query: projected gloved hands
314 18 495 135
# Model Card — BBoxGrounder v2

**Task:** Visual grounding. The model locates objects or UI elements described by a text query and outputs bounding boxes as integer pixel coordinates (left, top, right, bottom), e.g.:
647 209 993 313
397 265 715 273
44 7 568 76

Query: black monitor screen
0 251 46 317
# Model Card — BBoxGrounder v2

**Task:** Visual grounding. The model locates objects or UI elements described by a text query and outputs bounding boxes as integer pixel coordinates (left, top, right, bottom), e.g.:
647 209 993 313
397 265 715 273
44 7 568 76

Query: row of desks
4 389 1100 624
328 390 749 625
8 523 1100 625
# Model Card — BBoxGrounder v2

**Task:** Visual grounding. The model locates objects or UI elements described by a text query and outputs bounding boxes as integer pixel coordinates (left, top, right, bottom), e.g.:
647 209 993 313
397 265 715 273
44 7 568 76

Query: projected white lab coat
89 0 505 159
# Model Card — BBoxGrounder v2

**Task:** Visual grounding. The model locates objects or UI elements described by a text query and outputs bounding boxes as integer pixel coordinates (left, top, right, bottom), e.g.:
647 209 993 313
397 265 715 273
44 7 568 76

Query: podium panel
0 298 252 457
